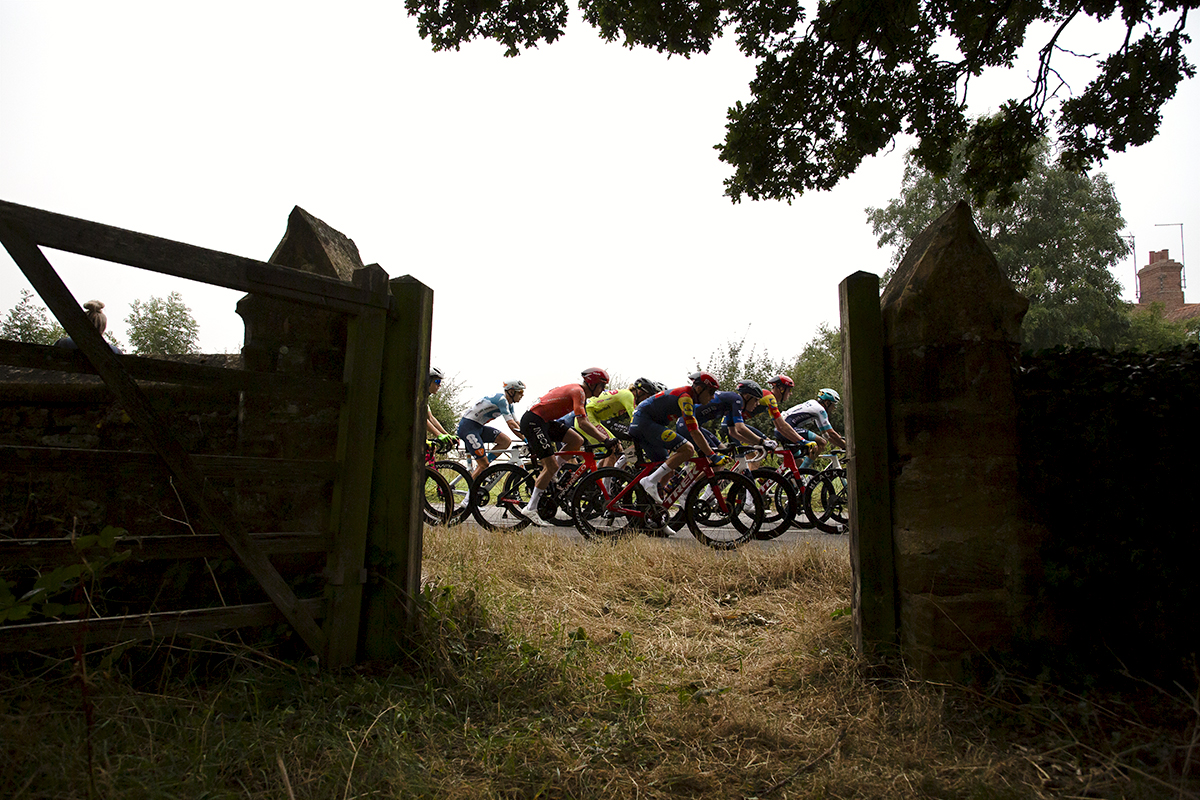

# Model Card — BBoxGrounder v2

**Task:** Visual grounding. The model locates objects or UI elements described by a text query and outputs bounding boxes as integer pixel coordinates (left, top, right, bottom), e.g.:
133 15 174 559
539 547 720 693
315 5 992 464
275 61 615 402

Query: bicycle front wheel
805 469 848 534
570 468 636 540
685 471 762 549
434 460 473 525
470 463 533 531
423 468 453 526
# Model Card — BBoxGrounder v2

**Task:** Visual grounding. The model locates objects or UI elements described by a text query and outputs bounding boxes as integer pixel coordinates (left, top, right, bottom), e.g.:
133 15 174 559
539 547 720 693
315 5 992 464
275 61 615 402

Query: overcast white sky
2 1 1197 405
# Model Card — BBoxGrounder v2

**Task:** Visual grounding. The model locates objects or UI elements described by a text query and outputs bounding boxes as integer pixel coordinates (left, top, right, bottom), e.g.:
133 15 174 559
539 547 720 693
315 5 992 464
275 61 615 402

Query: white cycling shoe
519 503 553 527
639 477 663 505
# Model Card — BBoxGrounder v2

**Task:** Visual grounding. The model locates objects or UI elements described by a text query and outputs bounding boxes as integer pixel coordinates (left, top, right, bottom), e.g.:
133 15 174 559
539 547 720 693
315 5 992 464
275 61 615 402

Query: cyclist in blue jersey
631 371 729 504
457 380 526 478
687 380 776 452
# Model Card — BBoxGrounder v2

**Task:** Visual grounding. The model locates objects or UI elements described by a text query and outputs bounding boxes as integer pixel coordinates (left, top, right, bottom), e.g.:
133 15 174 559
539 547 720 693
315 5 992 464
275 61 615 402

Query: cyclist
426 367 457 451
457 380 527 478
783 388 847 468
690 379 775 450
631 371 729 504
519 368 616 526
566 377 660 468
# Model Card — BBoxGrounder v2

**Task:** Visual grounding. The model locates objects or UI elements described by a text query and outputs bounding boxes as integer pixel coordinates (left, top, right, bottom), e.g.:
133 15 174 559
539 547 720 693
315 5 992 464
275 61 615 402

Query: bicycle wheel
805 469 849 534
750 467 797 540
434 460 473 525
571 468 639 539
470 463 533 531
685 471 762 549
788 468 822 529
423 468 453 526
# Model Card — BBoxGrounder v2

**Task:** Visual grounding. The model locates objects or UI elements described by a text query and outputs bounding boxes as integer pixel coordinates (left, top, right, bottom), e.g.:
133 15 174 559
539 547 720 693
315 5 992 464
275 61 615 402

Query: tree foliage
1118 302 1193 351
1 290 66 345
125 292 200 355
867 138 1138 351
702 322 844 428
404 0 1195 203
429 373 470 433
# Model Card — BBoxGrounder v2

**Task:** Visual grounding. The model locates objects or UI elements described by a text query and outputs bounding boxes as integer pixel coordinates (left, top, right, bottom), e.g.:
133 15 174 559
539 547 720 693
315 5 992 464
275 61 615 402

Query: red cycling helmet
768 375 794 389
581 367 610 387
688 371 720 391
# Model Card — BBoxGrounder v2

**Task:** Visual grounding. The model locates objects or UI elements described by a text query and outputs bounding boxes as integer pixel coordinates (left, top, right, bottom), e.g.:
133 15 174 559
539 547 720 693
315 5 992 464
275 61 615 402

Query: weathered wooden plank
358 276 434 661
322 265 390 668
0 340 345 401
0 200 388 314
839 271 897 655
0 598 325 653
1 446 338 481
0 220 327 655
0 532 331 567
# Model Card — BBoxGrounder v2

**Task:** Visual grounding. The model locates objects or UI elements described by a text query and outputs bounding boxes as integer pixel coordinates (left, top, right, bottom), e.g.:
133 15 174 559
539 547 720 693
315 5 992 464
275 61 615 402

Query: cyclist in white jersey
782 388 847 468
457 380 526 478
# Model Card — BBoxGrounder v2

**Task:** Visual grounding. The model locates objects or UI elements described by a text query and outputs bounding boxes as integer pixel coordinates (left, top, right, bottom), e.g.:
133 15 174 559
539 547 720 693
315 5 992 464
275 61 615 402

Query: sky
2 1 1197 407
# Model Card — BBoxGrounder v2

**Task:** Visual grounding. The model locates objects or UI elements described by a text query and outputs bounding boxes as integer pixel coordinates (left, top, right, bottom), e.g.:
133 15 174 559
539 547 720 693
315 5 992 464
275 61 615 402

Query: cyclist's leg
458 419 493 478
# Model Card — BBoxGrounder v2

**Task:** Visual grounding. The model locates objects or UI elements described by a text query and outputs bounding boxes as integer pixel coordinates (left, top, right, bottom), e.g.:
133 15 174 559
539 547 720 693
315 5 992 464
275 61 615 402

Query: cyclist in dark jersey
631 371 730 504
688 380 775 451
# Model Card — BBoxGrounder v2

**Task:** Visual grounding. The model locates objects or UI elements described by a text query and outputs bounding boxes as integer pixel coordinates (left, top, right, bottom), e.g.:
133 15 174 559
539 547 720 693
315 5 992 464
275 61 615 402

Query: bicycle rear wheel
470 463 533 531
423 469 453 526
685 471 762 549
750 467 797 540
434 460 473 525
570 468 636 540
805 469 848 534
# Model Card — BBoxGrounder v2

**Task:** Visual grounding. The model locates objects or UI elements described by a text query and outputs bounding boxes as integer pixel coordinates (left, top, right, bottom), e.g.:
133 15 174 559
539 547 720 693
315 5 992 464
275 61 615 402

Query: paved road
461 518 851 554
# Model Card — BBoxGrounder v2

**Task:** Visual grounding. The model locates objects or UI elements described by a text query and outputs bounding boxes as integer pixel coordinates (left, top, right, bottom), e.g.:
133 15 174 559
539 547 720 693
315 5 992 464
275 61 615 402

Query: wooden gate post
358 275 433 661
839 271 897 655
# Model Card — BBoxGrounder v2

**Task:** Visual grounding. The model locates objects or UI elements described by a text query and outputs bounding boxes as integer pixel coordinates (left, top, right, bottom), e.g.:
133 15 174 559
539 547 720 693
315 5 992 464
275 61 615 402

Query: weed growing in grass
2 525 1197 799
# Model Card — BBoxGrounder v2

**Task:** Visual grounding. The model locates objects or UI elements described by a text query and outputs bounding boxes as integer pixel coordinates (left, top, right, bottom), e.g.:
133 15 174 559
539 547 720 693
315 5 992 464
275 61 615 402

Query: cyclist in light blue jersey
457 380 526 478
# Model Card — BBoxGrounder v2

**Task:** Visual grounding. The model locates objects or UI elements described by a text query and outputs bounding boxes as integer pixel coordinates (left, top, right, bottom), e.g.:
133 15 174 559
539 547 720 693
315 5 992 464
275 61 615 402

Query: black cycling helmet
736 379 764 399
688 371 720 391
632 377 657 396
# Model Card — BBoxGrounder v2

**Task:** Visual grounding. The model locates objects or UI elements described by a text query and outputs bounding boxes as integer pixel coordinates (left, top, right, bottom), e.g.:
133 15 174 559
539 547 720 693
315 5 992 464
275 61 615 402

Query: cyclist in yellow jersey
570 377 659 467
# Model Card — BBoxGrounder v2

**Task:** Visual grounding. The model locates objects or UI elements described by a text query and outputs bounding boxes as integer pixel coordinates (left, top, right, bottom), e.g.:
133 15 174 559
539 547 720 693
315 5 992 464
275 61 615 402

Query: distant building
1135 249 1200 323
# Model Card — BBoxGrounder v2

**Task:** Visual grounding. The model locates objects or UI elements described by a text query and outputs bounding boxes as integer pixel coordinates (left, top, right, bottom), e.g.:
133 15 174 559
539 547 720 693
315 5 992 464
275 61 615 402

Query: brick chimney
1137 249 1185 311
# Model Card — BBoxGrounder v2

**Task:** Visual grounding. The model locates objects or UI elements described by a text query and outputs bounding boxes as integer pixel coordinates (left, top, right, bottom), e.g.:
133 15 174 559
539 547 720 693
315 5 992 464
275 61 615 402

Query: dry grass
2 525 1197 799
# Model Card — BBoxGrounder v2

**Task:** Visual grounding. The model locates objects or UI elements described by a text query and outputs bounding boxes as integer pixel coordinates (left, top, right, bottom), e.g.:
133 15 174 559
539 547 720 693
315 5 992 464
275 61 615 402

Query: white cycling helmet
504 379 526 392
817 388 841 403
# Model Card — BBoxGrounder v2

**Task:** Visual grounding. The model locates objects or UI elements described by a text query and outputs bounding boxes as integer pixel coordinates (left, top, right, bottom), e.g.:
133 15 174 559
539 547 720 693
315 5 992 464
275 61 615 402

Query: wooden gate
0 200 430 667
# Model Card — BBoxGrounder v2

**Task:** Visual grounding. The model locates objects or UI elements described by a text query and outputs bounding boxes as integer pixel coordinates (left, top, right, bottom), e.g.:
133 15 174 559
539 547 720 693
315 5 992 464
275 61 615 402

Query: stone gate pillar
880 201 1040 680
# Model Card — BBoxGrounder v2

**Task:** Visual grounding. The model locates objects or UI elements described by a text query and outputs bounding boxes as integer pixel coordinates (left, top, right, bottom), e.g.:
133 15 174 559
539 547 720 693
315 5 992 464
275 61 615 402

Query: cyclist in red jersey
518 368 616 526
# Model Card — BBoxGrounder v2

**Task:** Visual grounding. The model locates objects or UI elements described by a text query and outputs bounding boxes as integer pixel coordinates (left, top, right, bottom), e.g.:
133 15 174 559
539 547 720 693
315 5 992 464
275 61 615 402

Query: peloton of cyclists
783 388 847 468
457 380 527 478
519 368 618 526
631 371 731 505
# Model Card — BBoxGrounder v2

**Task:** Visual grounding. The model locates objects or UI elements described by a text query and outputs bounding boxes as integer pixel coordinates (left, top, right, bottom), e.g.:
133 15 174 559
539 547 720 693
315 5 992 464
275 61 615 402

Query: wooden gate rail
0 340 346 401
0 533 331 570
0 201 400 667
0 599 326 653
0 201 388 315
